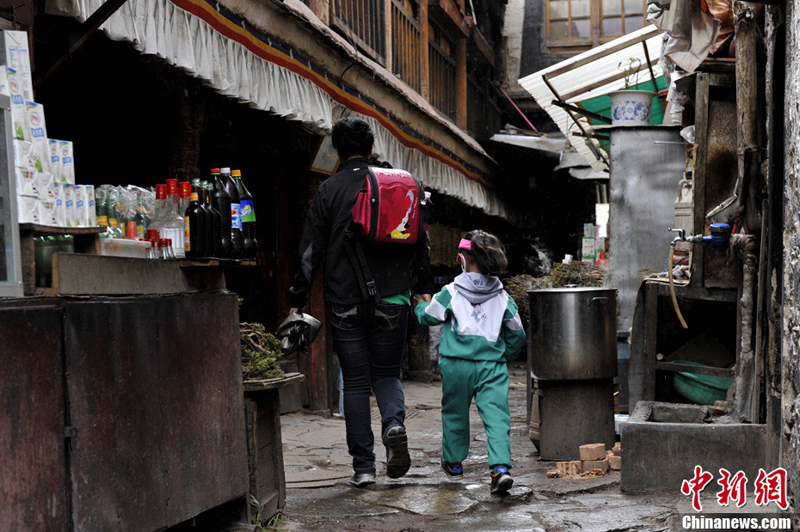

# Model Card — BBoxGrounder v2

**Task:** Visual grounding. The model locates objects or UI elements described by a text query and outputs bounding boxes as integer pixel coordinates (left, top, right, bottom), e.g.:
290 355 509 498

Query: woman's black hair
462 230 508 276
331 117 374 160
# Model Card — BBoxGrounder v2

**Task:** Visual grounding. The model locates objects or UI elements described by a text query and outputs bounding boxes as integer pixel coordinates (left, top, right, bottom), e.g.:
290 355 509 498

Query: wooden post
456 37 467 130
384 0 393 72
309 0 330 25
419 0 430 101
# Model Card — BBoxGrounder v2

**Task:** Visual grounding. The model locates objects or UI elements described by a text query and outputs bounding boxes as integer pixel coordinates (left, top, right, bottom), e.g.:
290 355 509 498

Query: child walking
414 230 526 494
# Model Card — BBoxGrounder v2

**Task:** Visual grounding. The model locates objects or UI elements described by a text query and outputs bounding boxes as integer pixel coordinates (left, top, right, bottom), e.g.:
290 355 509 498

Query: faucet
668 224 731 248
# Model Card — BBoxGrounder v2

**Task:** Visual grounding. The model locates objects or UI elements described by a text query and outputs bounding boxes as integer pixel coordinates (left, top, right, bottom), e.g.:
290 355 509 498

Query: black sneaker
349 471 376 488
384 426 411 479
490 465 513 494
441 458 463 477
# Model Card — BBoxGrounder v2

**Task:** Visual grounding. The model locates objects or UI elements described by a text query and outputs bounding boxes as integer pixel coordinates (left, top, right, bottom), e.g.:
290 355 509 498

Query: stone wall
782 0 800 510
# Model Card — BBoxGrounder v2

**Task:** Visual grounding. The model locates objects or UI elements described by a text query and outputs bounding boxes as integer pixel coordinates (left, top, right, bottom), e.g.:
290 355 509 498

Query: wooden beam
428 0 470 36
420 0 430 100
308 0 330 25
656 361 736 378
456 37 467 129
469 25 495 69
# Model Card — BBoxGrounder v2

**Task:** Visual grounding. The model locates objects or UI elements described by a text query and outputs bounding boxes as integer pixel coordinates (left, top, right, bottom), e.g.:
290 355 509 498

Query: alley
276 365 680 531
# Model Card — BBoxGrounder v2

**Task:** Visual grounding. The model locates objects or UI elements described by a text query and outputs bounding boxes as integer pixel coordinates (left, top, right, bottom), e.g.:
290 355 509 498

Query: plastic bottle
234 169 258 259
184 191 206 259
204 181 222 257
225 168 243 258
213 168 232 257
134 191 149 239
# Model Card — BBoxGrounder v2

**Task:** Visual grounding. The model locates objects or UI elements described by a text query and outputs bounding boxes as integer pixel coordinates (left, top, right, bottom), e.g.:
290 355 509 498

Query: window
547 0 647 47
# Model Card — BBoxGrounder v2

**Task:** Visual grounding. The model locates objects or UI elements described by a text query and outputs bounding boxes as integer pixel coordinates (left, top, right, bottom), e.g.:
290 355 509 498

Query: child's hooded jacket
415 271 526 362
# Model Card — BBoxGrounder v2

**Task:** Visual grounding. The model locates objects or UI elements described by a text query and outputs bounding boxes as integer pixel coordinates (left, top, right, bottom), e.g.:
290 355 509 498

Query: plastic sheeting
45 0 511 220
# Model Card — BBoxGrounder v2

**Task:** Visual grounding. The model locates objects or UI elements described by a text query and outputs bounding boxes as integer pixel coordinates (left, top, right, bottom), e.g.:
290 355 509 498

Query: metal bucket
528 287 617 380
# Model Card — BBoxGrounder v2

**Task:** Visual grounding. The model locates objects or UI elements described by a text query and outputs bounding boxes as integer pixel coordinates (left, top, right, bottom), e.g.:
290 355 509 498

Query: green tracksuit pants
439 356 511 468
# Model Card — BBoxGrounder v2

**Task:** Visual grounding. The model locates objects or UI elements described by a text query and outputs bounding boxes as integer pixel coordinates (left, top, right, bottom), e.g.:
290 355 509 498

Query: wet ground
273 364 685 531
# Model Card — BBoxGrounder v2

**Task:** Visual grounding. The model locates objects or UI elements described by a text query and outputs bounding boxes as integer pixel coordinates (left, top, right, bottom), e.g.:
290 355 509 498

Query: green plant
250 495 283 531
241 323 285 380
618 57 642 89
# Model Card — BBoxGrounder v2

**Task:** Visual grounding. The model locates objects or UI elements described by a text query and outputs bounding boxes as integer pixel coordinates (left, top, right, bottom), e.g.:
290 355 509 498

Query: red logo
754 468 788 510
681 465 714 512
717 469 748 508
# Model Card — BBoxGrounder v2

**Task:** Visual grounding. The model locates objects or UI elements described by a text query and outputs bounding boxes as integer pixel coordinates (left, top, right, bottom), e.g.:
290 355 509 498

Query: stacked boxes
0 30 86 227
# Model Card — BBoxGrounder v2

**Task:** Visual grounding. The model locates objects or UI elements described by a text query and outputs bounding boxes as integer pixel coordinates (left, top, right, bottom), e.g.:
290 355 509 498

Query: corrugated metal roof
518 25 666 171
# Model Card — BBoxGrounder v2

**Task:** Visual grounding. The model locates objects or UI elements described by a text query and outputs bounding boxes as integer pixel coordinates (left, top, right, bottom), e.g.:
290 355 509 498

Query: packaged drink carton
583 223 597 238
16 194 39 224
0 66 8 96
0 31 33 97
25 101 51 174
83 185 96 226
62 183 75 227
581 236 596 263
15 167 39 197
73 184 86 227
7 68 28 141
37 172 55 200
59 140 74 184
595 236 607 255
54 185 66 227
13 139 33 168
48 139 63 183
38 198 58 227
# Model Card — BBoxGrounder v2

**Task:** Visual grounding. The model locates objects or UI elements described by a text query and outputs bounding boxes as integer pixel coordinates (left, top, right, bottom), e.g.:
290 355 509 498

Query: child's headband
458 238 472 251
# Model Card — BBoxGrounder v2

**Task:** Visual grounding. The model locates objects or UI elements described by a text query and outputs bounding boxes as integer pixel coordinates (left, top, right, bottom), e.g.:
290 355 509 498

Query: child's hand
414 293 431 307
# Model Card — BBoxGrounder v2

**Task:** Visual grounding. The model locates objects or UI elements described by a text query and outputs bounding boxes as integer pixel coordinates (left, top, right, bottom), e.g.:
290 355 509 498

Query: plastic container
98 238 150 259
672 360 734 405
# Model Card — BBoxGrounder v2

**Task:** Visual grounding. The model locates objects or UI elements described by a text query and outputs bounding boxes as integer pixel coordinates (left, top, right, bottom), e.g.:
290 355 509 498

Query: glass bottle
213 168 232 257
97 215 111 238
234 169 258 259
184 191 206 259
179 181 191 215
150 184 167 239
162 184 186 258
204 181 222 257
227 168 243 258
108 217 123 238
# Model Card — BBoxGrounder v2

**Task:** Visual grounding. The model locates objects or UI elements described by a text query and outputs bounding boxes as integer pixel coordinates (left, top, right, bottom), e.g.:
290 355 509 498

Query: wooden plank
243 372 305 393
456 37 467 129
64 294 248 530
19 223 106 236
0 305 68 532
469 26 495 69
656 361 735 378
419 0 430 100
53 253 226 295
428 0 470 36
642 282 659 401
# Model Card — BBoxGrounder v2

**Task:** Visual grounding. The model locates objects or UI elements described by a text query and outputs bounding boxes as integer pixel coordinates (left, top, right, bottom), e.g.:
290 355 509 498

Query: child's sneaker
441 458 463 477
490 465 513 494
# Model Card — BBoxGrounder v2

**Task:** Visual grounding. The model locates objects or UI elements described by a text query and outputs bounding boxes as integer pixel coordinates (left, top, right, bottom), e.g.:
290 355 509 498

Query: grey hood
454 272 504 305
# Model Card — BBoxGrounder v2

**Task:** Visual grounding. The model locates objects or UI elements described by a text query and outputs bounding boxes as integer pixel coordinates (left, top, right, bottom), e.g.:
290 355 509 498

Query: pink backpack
351 167 426 245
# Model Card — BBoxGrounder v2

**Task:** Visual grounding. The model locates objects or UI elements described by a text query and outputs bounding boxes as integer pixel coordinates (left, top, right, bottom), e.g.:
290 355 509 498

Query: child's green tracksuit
415 272 526 468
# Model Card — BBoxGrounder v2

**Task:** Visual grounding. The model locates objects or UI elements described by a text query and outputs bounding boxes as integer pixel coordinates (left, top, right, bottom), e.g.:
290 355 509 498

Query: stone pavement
276 364 683 531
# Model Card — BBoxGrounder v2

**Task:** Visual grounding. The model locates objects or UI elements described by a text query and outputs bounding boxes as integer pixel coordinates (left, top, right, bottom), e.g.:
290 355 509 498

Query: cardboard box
37 172 55 200
62 183 75 227
25 101 51 174
48 139 63 183
15 167 39 197
73 184 86 227
59 140 74 184
16 194 39 224
7 68 28 141
0 31 33 98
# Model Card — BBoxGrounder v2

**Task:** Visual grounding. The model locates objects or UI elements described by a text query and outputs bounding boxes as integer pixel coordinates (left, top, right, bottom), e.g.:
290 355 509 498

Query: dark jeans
329 301 409 473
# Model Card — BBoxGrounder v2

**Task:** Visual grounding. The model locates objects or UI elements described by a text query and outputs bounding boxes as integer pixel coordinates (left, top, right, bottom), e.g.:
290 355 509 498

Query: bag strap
344 225 380 304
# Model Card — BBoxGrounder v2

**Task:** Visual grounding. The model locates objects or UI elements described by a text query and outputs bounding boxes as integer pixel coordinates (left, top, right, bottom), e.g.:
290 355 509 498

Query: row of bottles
183 167 258 260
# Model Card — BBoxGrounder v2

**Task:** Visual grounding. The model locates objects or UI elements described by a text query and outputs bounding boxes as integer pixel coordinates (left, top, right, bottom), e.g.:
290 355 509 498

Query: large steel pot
528 287 617 380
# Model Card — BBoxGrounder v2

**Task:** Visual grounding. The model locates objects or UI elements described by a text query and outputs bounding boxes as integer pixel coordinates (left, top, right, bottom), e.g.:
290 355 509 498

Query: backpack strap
344 225 380 304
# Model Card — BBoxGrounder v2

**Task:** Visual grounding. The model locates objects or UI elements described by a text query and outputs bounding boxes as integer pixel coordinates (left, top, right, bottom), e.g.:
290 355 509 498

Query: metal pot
528 287 617 380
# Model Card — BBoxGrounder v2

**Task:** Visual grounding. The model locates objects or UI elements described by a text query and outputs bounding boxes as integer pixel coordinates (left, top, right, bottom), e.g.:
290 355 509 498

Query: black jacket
288 157 434 308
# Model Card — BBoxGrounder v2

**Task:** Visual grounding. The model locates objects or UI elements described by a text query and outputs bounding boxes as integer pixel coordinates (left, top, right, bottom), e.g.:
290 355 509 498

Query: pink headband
458 238 472 251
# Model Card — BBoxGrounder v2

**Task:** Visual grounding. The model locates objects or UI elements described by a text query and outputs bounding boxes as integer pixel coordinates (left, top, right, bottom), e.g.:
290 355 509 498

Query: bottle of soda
184 191 206 259
234 169 258 259
204 181 222 257
213 168 232 257
134 191 149 240
225 168 243 258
